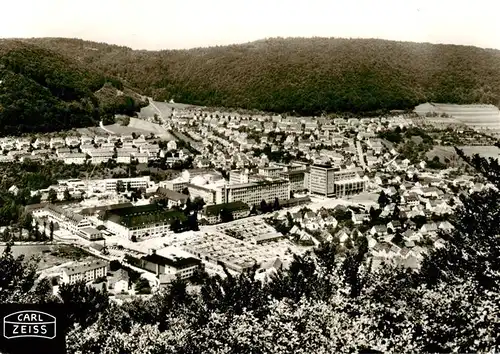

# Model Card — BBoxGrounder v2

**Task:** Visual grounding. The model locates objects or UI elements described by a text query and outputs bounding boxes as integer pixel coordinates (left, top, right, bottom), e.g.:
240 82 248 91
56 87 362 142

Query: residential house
16 138 32 150
420 223 438 235
62 153 86 165
80 136 93 145
166 140 177 151
94 136 108 145
352 213 369 225
50 138 65 149
116 152 132 164
438 221 454 232
8 185 19 196
133 152 149 164
370 225 388 237
89 150 113 164
107 269 130 294
120 135 134 143
33 138 49 149
387 220 402 233
65 136 80 147
107 135 120 144
422 187 441 198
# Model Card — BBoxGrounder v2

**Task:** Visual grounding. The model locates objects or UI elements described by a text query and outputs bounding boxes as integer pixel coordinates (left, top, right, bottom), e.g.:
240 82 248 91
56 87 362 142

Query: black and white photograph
0 0 499 353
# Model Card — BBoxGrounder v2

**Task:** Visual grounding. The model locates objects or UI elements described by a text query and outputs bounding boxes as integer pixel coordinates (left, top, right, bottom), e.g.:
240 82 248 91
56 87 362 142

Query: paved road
99 121 116 135
148 98 163 120
356 140 368 170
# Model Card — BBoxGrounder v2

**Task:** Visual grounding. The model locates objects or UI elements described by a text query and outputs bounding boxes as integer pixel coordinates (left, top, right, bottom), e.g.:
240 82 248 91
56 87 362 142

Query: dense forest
19 37 500 115
0 40 146 136
0 151 499 353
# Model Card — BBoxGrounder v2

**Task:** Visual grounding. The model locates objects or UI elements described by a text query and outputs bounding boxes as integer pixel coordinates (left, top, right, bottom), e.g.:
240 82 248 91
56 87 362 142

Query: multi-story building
186 183 219 204
41 204 92 236
96 176 152 192
309 164 366 197
103 203 181 239
60 260 108 284
223 179 290 207
229 169 249 184
280 170 307 192
258 166 284 178
159 177 188 193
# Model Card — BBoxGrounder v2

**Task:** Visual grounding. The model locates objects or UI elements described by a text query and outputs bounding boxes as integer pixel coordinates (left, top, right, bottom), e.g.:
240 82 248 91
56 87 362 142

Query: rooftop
205 201 250 216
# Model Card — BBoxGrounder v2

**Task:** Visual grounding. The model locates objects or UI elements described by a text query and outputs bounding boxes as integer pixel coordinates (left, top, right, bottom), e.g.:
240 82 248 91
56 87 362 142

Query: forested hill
0 40 146 136
21 37 500 115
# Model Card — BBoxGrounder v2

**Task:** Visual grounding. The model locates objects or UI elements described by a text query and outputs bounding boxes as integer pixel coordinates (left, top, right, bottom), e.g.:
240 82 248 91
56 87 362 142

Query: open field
102 123 152 136
456 145 500 159
426 145 500 166
127 118 175 140
425 146 463 166
104 118 175 140
0 244 95 271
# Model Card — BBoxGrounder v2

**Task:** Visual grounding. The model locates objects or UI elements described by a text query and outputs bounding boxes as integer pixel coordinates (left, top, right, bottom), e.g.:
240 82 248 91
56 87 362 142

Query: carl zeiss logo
3 310 56 339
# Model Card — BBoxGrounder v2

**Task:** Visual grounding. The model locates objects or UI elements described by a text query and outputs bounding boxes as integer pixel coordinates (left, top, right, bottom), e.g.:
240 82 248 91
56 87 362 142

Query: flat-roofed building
258 166 284 178
229 169 249 184
159 177 188 193
186 183 219 204
279 169 307 192
96 176 152 192
79 227 103 241
309 164 365 197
